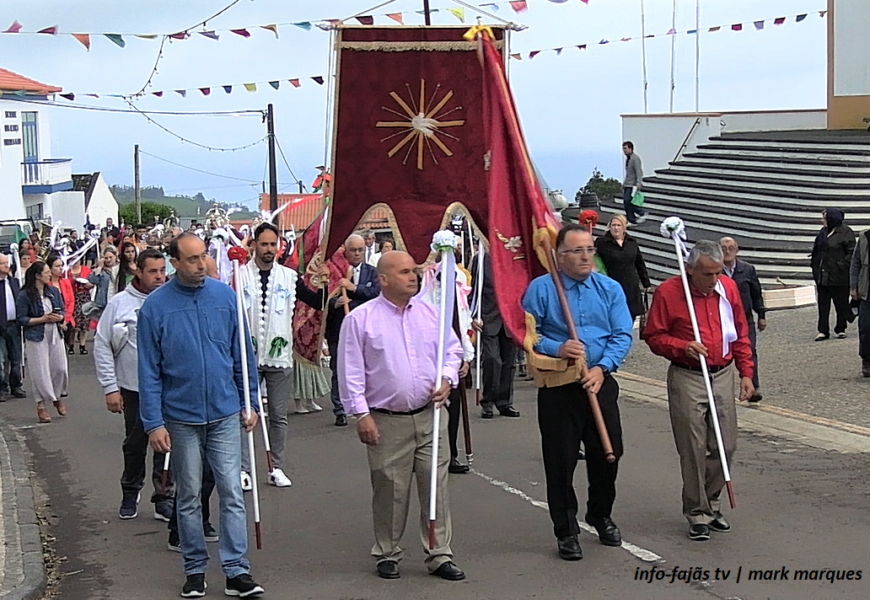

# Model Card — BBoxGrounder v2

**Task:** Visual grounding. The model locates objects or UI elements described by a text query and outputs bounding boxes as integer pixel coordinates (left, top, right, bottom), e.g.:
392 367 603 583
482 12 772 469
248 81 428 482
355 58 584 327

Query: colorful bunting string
513 10 825 60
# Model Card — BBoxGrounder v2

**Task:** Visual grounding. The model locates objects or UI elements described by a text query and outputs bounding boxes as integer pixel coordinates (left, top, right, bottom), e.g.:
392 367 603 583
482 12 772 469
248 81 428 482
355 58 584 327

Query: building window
4 124 18 132
26 203 44 220
4 111 16 119
3 138 21 146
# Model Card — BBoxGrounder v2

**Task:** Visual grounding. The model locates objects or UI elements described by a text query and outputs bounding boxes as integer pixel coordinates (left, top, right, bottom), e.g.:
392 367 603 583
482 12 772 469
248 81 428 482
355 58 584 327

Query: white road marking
471 469 665 564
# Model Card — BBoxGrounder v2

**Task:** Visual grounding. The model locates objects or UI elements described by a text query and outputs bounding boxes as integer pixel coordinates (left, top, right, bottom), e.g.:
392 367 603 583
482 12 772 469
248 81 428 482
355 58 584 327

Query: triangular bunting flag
449 8 465 22
311 76 324 85
231 29 251 38
796 14 807 22
175 90 187 97
510 53 522 60
509 1 528 13
199 31 219 40
386 13 404 24
325 19 342 24
38 26 58 35
244 83 257 92
528 50 540 59
84 93 99 98
620 37 632 42
169 32 189 40
60 93 75 101
135 34 159 39
289 79 301 88
666 28 676 35
223 85 233 94
686 29 698 35
72 33 90 50
580 0 589 3
3 21 23 34
708 26 721 32
731 23 742 31
415 9 439 14
356 16 374 26
576 44 587 50
480 3 499 10
152 91 164 97
261 24 279 38
754 20 764 30
105 34 125 47
554 47 562 55
200 88 211 96
645 34 656 38
269 81 280 90
293 22 312 31
819 10 827 17
599 39 609 44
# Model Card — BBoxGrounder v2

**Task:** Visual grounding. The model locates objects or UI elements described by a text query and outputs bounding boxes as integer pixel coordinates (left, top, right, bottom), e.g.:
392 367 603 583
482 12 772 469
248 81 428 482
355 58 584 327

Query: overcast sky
0 0 827 208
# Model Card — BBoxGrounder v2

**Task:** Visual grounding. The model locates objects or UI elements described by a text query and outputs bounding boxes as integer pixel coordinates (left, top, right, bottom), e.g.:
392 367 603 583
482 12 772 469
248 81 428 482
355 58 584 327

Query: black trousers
817 284 851 336
120 388 172 503
537 377 623 539
328 340 344 417
481 326 516 410
447 387 461 459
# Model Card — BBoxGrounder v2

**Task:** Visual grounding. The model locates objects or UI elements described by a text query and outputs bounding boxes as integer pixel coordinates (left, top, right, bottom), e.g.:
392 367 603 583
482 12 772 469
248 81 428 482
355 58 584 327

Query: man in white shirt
0 255 25 400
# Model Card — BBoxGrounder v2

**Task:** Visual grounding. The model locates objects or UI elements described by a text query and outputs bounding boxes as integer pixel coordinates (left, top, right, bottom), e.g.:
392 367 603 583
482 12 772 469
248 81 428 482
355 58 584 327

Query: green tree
119 202 173 226
577 168 622 204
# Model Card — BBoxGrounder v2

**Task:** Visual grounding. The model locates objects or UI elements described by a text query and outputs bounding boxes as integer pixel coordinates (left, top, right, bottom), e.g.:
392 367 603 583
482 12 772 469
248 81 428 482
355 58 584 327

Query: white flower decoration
660 216 686 240
431 230 458 253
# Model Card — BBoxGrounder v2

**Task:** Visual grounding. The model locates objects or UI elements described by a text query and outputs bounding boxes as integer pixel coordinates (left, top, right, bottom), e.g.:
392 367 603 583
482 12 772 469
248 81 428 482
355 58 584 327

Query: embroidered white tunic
240 260 298 370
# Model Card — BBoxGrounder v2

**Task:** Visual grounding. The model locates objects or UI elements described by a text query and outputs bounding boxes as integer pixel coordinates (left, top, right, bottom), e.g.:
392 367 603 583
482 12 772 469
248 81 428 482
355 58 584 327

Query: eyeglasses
559 247 596 256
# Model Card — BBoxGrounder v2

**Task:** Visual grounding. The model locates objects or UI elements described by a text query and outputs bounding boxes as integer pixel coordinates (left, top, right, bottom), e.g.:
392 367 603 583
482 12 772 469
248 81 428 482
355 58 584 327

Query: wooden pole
134 145 141 224
423 0 432 25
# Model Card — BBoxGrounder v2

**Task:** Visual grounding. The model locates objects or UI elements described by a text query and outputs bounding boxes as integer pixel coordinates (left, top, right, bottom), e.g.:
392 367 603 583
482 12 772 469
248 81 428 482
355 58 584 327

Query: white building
0 66 88 230
72 172 118 230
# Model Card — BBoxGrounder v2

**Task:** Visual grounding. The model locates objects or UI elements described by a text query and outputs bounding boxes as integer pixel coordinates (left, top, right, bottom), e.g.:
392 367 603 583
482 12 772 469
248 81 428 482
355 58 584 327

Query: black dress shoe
376 560 400 579
585 516 622 547
431 561 465 581
334 414 348 427
709 512 731 533
557 535 583 561
11 388 26 398
688 524 710 541
498 406 520 417
448 458 469 474
480 410 494 419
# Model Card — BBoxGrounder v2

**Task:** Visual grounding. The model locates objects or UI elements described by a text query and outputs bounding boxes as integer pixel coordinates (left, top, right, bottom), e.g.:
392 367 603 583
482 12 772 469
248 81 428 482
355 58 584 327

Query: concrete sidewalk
0 422 45 600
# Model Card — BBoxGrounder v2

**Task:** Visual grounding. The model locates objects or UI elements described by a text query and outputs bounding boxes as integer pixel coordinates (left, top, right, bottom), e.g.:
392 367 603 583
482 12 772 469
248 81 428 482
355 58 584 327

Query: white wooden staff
473 242 485 408
160 452 171 495
232 258 264 548
256 384 274 472
428 232 457 549
660 217 736 509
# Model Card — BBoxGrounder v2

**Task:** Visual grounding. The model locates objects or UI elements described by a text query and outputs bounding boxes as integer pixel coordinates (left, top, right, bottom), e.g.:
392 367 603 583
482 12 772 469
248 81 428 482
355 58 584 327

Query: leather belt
671 360 733 374
372 405 429 416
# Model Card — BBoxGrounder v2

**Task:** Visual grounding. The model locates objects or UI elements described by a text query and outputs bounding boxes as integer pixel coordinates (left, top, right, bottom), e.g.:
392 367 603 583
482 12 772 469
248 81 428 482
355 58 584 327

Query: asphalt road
4 350 870 600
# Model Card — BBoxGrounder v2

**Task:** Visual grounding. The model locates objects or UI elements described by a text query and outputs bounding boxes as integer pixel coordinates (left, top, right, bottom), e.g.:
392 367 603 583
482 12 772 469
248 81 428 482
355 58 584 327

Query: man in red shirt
642 240 754 542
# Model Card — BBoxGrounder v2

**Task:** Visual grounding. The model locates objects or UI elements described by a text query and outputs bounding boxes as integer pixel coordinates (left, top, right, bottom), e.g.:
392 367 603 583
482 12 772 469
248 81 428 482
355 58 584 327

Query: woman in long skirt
16 262 69 423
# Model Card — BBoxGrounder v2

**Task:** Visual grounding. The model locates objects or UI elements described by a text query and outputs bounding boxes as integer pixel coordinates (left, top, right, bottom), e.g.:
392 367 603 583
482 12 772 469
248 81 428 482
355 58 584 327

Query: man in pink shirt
338 251 465 582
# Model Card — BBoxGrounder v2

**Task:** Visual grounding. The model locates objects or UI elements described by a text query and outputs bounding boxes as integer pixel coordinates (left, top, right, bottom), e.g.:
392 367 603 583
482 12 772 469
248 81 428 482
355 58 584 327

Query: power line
274 135 303 189
139 149 260 182
125 99 267 151
10 97 262 117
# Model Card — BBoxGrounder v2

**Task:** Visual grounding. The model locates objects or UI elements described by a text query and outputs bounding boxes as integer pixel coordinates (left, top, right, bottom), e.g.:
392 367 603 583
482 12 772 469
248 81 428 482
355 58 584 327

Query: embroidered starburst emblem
495 230 524 259
376 79 465 170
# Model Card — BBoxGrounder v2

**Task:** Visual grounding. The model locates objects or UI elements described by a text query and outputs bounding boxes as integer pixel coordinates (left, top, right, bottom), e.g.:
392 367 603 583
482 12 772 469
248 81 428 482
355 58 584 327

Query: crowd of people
4 146 866 596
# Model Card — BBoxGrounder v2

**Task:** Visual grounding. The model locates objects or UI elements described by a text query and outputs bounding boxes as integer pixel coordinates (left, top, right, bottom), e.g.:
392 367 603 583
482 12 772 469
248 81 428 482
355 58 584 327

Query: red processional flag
477 31 561 357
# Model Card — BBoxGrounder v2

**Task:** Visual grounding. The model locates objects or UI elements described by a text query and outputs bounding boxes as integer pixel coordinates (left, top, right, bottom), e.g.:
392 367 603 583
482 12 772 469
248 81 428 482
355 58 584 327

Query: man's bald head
719 236 739 266
377 251 419 306
0 254 9 277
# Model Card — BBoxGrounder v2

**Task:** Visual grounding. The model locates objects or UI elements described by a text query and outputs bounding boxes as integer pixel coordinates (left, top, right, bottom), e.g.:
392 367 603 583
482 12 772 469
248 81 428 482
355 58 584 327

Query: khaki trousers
367 407 453 571
666 363 738 525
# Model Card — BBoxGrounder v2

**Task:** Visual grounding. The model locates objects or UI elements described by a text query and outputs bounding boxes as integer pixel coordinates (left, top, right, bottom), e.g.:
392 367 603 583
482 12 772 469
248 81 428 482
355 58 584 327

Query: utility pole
134 144 141 224
423 0 431 25
298 180 304 194
267 104 278 213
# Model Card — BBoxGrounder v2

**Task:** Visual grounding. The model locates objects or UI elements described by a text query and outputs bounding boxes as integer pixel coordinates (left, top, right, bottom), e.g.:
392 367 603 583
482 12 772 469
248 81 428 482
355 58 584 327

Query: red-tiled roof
260 193 325 232
0 67 62 94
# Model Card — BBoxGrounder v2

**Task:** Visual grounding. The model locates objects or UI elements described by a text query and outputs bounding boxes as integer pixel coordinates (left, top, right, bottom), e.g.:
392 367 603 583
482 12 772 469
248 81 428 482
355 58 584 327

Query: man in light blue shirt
522 224 633 561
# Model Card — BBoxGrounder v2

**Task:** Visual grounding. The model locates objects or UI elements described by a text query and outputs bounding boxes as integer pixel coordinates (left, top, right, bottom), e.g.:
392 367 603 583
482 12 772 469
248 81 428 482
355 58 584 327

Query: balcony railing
21 159 73 188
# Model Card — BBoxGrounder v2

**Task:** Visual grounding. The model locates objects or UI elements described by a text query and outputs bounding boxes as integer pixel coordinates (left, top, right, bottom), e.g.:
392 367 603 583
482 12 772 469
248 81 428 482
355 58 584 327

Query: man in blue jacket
138 232 263 599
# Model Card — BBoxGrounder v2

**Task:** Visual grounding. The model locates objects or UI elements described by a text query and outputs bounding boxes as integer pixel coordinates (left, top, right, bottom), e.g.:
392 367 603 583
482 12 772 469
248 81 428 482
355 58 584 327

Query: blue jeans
0 325 23 392
623 187 645 223
166 415 250 578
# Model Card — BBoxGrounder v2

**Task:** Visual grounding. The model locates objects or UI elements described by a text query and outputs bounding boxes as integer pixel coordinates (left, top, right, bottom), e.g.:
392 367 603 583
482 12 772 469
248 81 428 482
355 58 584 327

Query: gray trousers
367 408 453 571
242 367 292 473
666 363 738 525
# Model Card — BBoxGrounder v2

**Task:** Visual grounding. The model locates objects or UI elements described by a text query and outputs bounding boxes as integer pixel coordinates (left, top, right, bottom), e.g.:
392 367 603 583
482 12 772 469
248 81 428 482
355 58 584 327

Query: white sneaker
303 399 323 412
294 399 310 414
636 214 648 224
268 468 292 488
240 471 253 492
